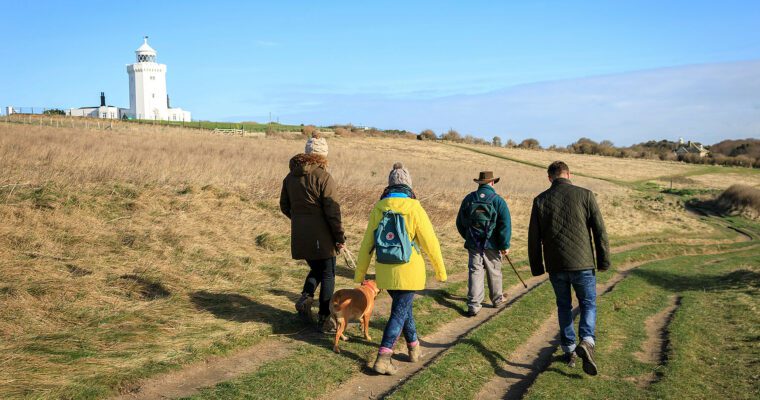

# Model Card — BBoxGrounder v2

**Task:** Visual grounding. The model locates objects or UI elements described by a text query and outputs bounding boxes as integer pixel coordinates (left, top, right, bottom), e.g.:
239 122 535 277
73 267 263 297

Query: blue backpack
373 211 418 264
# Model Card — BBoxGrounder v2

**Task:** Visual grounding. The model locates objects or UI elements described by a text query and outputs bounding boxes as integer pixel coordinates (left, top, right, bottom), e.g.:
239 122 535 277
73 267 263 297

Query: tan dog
330 280 380 353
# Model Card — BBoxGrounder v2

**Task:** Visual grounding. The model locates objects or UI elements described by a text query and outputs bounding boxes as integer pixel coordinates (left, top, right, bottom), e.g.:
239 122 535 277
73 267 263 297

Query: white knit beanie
305 137 328 156
388 162 412 187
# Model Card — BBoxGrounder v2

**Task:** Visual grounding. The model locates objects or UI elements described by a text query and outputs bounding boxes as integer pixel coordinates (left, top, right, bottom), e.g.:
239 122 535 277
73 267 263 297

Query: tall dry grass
714 184 760 216
462 144 707 182
0 122 712 398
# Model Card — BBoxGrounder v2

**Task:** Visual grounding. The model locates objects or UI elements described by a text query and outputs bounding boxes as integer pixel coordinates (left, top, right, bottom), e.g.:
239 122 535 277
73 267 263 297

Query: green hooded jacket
456 184 512 251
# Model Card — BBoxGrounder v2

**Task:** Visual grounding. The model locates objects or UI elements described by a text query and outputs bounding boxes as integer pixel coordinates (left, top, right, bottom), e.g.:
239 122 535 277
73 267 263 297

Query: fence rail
0 114 299 140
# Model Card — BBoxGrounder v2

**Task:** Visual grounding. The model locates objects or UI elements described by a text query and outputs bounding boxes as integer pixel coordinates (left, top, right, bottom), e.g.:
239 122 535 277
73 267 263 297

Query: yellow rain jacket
355 197 447 290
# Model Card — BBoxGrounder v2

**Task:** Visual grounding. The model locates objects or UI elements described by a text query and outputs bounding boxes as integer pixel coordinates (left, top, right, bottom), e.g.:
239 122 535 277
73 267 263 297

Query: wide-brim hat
474 171 500 184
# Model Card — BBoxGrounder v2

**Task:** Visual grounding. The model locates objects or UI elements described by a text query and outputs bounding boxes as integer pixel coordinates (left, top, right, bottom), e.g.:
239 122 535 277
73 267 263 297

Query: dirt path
477 244 756 400
474 259 651 400
320 275 549 400
628 295 682 388
113 340 293 400
105 240 719 399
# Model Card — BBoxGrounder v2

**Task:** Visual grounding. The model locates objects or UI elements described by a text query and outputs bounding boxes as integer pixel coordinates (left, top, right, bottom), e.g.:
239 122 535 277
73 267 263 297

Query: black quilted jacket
528 178 611 275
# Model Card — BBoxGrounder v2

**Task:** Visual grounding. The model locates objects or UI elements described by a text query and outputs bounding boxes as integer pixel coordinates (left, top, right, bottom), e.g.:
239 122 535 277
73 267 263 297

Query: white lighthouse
126 37 190 121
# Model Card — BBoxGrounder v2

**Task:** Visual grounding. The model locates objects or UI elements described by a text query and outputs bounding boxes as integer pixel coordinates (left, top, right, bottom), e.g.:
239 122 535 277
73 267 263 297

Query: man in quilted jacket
528 161 610 376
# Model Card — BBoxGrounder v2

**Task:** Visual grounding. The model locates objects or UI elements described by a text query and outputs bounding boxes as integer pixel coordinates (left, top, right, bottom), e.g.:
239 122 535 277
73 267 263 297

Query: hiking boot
493 296 506 308
317 314 336 334
576 340 598 376
564 352 577 368
295 294 314 322
373 352 398 375
467 308 479 317
408 343 424 363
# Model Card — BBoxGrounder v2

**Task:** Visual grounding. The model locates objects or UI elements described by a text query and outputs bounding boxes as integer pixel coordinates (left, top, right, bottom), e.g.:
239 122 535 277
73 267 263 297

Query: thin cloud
228 60 760 146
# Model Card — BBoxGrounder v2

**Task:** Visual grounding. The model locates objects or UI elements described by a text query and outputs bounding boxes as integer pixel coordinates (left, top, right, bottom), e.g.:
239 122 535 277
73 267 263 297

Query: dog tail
331 294 351 308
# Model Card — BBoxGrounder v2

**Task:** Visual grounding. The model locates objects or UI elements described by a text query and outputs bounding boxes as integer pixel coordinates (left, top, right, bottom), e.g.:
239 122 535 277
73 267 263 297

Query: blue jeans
380 290 417 349
549 269 597 353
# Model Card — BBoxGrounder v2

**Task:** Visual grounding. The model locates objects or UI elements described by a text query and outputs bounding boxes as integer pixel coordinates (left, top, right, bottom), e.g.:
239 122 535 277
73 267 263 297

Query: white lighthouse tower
126 37 190 121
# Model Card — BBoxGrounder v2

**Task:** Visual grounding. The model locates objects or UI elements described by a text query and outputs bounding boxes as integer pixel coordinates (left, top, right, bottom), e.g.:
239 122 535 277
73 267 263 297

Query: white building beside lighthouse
67 37 191 121
126 37 190 121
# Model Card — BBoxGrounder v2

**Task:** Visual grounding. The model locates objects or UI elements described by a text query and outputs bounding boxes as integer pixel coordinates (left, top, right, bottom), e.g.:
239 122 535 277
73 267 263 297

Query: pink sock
407 340 419 348
378 347 393 355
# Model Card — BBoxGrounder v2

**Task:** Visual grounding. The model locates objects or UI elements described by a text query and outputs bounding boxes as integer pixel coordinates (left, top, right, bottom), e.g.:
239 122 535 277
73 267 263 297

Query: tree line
418 129 760 169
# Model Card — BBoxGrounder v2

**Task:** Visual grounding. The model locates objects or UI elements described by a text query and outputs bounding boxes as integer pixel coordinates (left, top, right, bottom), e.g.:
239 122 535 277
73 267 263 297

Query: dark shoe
295 294 314 323
317 315 336 334
576 341 598 376
373 352 398 375
467 309 479 317
564 352 577 368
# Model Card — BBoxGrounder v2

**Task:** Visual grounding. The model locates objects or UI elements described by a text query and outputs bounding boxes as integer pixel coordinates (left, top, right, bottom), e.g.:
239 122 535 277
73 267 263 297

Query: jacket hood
289 153 328 176
377 197 418 215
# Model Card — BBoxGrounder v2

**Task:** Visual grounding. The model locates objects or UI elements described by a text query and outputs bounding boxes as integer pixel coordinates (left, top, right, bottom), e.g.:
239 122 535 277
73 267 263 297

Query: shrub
419 129 437 140
441 129 461 142
518 138 540 149
492 136 502 147
301 125 318 137
334 127 351 137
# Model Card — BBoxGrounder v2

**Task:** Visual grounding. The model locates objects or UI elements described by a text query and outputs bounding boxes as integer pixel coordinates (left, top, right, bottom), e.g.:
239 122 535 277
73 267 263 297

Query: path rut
476 244 756 400
107 240 725 399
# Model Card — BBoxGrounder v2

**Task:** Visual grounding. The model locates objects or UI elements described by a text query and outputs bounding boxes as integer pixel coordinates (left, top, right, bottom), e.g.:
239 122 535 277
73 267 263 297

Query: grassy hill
0 122 758 399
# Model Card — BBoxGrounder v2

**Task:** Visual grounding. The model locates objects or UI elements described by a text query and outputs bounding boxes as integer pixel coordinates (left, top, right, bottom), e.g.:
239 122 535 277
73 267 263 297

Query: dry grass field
0 122 749 398
457 145 713 183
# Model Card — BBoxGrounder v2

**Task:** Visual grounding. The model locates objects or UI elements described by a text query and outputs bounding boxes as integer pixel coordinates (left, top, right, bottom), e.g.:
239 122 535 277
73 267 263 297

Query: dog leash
341 247 357 270
503 254 528 288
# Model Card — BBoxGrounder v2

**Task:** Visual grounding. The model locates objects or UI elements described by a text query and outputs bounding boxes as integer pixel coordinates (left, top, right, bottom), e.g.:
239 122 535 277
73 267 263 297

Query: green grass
181 236 751 400
388 282 557 400
125 119 308 133
184 279 473 400
524 247 759 400
386 219 759 400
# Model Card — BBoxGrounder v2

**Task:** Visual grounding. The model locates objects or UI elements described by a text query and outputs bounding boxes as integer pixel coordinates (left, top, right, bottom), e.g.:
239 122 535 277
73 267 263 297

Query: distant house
675 138 709 157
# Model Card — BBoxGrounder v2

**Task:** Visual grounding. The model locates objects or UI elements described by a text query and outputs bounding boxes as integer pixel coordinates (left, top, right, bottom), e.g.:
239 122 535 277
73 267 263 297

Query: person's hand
500 249 510 257
336 243 346 251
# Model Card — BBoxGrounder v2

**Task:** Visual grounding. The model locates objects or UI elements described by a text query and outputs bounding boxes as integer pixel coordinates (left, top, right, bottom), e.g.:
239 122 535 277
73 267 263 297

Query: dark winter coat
279 153 345 260
456 184 512 251
528 178 611 276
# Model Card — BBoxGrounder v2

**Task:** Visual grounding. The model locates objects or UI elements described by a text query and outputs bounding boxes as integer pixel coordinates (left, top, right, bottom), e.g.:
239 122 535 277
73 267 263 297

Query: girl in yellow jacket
355 162 447 375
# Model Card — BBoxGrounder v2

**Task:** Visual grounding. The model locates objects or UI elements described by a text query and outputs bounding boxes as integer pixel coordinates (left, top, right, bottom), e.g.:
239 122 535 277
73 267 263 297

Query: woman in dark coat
279 137 345 331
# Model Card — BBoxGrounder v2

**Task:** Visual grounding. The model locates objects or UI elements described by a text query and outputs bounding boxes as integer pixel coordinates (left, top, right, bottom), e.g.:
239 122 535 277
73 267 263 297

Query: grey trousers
467 249 504 312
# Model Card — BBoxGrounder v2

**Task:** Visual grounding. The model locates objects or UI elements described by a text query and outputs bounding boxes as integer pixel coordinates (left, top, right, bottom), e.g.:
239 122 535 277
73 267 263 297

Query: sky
1 0 759 146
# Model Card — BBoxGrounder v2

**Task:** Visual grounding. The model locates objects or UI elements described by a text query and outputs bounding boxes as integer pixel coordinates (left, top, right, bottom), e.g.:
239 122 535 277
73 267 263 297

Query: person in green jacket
528 161 610 376
456 171 512 317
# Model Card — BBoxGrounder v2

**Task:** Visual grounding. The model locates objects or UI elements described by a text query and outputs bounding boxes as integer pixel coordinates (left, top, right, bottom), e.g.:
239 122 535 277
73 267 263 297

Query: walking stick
503 254 528 288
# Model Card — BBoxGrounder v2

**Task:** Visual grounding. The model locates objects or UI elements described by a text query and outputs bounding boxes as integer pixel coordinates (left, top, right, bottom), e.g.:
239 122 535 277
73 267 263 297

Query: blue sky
1 1 759 145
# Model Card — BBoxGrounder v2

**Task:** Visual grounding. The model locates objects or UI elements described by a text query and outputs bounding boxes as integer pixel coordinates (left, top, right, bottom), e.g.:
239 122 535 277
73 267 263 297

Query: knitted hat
305 137 328 156
388 162 412 187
